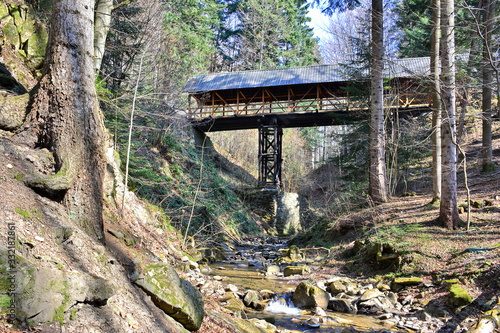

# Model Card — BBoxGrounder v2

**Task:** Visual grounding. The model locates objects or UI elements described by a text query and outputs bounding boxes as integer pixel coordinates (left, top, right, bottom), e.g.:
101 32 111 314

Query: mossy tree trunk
16 0 106 240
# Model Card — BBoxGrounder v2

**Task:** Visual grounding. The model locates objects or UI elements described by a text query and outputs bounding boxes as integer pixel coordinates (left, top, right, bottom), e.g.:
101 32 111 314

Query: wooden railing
187 91 431 120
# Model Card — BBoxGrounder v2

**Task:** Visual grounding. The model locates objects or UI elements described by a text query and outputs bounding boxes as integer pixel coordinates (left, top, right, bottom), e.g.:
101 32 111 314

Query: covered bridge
182 57 434 132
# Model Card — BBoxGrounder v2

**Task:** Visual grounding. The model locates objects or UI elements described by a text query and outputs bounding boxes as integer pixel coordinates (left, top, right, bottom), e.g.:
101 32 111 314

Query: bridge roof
183 57 432 94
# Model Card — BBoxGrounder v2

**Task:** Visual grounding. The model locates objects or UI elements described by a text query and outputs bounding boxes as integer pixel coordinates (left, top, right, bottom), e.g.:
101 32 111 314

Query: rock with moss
243 290 261 307
447 283 472 308
207 309 274 333
283 265 309 277
326 277 358 295
292 282 330 310
134 263 204 331
0 246 115 323
394 277 423 285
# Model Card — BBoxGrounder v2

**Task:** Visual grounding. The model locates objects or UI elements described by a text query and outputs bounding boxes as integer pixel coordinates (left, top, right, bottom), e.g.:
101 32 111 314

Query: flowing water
209 237 402 332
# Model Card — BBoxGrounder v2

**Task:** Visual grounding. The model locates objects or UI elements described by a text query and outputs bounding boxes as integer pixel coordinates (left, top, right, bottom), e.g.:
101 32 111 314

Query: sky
306 4 330 41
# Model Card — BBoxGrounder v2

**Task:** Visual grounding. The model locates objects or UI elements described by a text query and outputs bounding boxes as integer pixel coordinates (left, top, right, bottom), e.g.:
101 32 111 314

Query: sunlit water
209 241 403 332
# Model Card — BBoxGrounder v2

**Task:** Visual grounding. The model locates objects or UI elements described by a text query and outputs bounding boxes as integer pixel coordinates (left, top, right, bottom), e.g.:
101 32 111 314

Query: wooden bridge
182 57 435 186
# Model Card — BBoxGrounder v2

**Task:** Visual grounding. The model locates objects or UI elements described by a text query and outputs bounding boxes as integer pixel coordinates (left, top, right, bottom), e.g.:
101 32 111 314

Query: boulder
243 290 261 307
326 278 358 295
266 265 280 274
292 282 330 310
0 246 115 324
360 288 384 301
284 265 309 277
447 283 472 308
260 289 276 300
224 297 245 317
135 263 204 331
328 298 357 313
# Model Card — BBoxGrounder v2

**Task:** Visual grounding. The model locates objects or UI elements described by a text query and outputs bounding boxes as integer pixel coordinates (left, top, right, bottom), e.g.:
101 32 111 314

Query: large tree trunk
482 0 496 172
16 0 106 240
369 0 388 203
431 0 441 202
439 0 459 229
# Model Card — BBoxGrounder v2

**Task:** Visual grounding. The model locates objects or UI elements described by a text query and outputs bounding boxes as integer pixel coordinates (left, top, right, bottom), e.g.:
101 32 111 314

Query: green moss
394 277 423 285
448 284 472 308
70 308 77 320
15 207 31 219
53 280 71 325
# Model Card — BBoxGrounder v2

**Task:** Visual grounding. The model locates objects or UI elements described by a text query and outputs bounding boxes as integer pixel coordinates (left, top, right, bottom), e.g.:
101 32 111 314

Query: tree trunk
16 0 106 240
439 0 459 229
94 0 114 75
457 0 483 143
482 0 496 172
431 0 441 202
369 0 387 203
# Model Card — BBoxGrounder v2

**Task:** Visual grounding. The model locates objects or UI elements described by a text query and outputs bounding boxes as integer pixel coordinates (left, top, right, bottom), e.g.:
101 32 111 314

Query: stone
358 297 384 313
393 277 423 285
266 265 280 274
107 228 124 240
284 245 303 262
360 288 384 301
0 246 115 324
447 284 472 308
243 290 261 307
224 297 245 317
0 93 29 130
134 263 204 331
259 289 276 300
327 278 358 295
328 298 357 313
292 282 330 310
226 284 238 293
283 265 308 277
251 301 267 311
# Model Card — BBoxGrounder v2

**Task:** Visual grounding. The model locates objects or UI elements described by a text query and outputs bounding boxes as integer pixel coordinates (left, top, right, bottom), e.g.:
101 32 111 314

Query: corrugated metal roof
182 56 465 93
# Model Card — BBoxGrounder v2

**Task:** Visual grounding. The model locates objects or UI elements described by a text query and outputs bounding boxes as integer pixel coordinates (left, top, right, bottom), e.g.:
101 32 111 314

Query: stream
208 236 403 332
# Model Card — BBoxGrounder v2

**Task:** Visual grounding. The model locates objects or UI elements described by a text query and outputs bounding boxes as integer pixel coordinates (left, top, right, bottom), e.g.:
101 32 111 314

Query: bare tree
431 0 442 202
369 0 388 203
439 0 459 229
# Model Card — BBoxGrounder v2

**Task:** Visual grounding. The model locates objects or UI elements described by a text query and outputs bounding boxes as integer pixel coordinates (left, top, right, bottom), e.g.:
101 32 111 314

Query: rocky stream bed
183 236 497 333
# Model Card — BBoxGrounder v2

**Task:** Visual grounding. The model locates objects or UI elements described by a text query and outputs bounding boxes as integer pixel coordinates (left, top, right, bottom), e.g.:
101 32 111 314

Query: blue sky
306 4 330 41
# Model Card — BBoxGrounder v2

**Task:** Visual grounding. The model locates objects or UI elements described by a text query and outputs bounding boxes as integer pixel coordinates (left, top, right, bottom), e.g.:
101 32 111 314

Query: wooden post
211 92 215 117
237 90 240 115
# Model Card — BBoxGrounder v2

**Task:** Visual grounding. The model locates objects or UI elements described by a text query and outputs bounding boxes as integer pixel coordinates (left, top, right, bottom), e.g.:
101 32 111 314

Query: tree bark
16 0 106 240
369 0 388 203
439 0 459 229
482 0 496 171
431 0 441 202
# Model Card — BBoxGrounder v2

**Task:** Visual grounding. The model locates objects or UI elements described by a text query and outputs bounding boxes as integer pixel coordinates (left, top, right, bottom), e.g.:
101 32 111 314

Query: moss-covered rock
0 246 115 323
394 277 423 285
283 265 309 277
134 263 204 331
447 283 472 308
